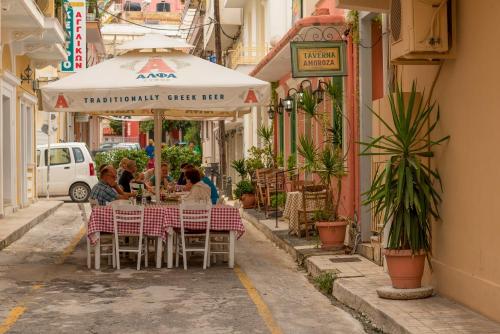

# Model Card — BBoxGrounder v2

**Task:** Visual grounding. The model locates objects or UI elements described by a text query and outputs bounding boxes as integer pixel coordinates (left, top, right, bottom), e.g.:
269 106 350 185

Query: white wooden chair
208 232 230 266
83 200 116 269
112 204 148 270
176 202 212 270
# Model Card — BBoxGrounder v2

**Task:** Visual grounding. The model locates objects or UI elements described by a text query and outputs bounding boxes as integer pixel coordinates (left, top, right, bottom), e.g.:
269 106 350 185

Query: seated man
183 168 211 203
90 165 135 205
118 160 138 193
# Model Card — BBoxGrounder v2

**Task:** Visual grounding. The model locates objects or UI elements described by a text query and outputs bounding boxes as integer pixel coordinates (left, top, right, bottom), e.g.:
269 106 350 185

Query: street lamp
267 105 275 119
283 88 297 114
298 79 313 102
267 99 284 119
313 80 329 104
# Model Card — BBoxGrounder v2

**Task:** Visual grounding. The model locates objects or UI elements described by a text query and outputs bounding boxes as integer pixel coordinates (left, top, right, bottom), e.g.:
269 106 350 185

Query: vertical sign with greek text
61 1 86 72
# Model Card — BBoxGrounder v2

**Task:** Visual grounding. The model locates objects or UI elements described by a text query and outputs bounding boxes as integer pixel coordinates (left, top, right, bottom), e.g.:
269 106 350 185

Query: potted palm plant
231 159 256 208
298 136 347 248
360 81 449 289
297 87 348 249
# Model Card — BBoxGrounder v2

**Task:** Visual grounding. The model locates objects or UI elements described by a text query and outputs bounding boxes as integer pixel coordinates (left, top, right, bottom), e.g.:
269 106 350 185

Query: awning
41 49 270 115
251 15 346 82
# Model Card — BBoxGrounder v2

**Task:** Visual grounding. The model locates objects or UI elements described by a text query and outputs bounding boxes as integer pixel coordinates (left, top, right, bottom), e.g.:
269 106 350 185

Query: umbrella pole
154 110 161 203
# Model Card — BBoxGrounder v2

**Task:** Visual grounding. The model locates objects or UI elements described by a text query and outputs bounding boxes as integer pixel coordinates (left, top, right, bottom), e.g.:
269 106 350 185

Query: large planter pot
241 193 256 209
315 221 348 249
384 249 426 289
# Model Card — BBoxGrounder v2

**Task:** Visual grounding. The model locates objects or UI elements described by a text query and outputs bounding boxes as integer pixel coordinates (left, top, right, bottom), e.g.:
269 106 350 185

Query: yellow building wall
15 55 37 206
397 0 500 322
2 45 12 72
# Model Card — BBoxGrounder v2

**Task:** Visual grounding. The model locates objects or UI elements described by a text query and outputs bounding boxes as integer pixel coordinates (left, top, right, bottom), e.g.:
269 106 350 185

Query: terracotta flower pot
241 193 256 209
315 221 348 249
384 249 426 289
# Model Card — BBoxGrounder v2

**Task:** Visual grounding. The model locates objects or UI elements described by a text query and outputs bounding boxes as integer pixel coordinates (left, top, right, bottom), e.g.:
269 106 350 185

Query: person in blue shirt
145 139 155 159
200 170 219 205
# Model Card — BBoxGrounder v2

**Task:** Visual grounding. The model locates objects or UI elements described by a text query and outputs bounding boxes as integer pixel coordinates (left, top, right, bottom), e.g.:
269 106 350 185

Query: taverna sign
290 41 346 78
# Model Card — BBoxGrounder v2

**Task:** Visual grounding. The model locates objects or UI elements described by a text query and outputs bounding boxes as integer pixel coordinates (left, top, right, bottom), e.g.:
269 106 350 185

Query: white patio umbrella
41 34 270 202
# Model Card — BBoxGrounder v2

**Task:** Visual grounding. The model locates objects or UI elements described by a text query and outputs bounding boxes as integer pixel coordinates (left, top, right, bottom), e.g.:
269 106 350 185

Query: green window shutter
279 111 284 154
290 103 297 155
331 76 344 149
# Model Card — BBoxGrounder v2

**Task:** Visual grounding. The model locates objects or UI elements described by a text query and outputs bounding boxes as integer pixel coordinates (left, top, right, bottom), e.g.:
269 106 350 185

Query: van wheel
70 183 91 202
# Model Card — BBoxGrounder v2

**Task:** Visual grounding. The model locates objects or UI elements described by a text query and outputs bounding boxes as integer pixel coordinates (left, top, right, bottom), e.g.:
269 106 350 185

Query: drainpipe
46 112 51 199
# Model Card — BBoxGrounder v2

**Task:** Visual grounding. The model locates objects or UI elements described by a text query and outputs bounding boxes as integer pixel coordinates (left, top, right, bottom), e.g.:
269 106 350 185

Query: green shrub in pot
359 81 450 289
233 180 254 199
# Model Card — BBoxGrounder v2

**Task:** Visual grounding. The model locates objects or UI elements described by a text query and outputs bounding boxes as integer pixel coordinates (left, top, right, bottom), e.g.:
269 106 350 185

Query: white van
37 142 98 202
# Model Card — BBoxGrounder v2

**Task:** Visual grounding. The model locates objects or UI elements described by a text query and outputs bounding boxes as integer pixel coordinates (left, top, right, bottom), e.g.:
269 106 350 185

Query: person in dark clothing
119 160 137 193
177 163 192 185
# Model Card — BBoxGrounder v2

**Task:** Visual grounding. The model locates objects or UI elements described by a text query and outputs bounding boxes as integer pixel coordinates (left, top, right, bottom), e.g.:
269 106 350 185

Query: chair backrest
301 185 328 209
295 180 315 192
266 170 286 191
112 204 145 237
256 168 272 185
179 202 212 233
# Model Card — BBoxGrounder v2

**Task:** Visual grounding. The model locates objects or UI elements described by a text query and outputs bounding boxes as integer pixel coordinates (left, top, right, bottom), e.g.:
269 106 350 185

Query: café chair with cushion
176 202 212 270
112 204 148 270
83 200 116 269
297 185 328 239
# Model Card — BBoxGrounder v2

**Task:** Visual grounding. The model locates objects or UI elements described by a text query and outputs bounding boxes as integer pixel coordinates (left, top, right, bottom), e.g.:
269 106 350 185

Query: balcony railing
228 43 271 69
123 11 181 24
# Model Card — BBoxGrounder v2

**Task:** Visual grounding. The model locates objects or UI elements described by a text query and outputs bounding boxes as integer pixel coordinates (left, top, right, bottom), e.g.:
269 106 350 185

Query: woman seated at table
117 158 129 179
145 163 173 192
183 168 211 203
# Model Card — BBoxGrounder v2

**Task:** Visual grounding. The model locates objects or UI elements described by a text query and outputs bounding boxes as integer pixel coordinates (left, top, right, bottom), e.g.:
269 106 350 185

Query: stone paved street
0 203 366 333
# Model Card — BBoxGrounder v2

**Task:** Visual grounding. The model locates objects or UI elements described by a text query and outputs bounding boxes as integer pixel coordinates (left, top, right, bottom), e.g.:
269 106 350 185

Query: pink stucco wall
127 0 183 13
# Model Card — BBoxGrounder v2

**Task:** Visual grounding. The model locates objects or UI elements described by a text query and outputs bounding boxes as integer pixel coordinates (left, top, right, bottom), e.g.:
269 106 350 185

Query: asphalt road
0 203 365 334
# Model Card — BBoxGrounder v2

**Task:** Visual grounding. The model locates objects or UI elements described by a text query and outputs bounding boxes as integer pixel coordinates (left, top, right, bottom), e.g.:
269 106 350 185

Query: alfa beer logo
244 89 259 103
136 58 176 80
55 94 69 108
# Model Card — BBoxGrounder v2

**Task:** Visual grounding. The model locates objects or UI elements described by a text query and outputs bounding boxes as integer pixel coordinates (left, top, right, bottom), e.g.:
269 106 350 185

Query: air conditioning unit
390 0 456 62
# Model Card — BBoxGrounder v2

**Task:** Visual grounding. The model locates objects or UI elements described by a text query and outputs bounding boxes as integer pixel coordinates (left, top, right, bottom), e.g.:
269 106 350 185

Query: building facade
183 0 293 184
343 0 500 323
0 0 66 216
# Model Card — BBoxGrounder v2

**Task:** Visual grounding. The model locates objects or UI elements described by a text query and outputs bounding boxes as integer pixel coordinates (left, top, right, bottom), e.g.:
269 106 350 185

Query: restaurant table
282 191 325 236
88 205 168 270
88 204 245 269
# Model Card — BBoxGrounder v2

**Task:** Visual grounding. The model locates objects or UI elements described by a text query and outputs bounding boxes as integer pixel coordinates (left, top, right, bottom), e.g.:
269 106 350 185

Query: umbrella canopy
40 36 271 203
41 50 270 116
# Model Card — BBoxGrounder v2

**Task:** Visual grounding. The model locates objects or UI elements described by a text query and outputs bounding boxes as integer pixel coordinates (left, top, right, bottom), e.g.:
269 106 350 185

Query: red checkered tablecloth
88 204 245 243
88 205 168 244
163 204 245 239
